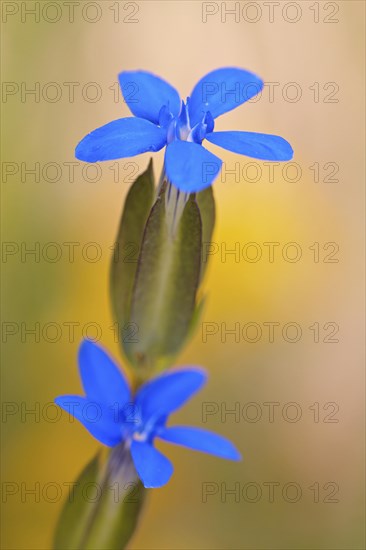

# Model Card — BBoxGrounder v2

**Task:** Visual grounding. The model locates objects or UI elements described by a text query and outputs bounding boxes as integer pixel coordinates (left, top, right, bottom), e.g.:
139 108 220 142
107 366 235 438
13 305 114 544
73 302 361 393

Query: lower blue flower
55 340 241 488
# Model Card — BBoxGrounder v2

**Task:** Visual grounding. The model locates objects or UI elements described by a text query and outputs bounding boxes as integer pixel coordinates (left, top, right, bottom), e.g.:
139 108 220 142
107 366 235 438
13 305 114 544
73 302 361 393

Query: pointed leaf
54 452 101 550
186 294 207 343
110 159 155 334
53 448 146 550
123 191 202 372
196 186 216 282
82 447 146 550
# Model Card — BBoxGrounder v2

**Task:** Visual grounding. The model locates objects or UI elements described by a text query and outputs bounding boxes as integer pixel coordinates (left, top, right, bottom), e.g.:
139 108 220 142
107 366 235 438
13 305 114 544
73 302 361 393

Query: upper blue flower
75 68 293 193
55 340 241 488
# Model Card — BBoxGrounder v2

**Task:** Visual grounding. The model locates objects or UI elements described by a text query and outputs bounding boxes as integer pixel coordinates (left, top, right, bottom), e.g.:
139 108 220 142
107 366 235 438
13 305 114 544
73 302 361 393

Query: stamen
203 111 215 133
158 104 174 128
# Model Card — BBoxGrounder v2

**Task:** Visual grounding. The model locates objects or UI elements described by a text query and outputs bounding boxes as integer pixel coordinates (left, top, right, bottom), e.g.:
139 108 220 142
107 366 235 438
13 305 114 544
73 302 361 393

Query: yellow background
2 1 365 548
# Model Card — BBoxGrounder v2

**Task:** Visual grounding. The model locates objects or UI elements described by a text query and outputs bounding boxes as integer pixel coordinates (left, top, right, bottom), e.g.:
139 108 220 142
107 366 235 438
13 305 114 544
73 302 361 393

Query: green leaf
186 294 207 343
82 448 145 550
110 159 155 335
123 191 202 373
54 447 146 550
54 452 101 550
182 188 215 347
196 186 216 282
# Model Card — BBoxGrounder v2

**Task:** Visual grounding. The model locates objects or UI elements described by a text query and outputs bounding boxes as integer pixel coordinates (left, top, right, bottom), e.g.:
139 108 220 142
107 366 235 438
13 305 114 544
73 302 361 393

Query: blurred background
2 1 365 548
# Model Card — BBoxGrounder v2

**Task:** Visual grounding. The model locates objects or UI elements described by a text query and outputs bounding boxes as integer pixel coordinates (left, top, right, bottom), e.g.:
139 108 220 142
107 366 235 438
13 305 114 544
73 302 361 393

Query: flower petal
55 395 123 447
189 68 263 126
165 141 222 192
130 441 173 488
206 131 293 161
75 117 167 162
135 368 207 422
158 426 241 461
78 340 131 408
119 70 181 124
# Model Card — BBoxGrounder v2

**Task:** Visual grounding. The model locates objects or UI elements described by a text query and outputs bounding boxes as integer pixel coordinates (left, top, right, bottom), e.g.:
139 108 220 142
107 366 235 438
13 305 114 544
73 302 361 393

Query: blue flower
75 68 293 193
55 340 241 488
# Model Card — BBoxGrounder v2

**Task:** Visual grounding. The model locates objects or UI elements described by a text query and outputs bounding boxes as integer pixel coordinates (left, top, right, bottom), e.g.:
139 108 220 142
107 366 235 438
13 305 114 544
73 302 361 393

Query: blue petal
158 426 241 461
165 141 222 192
130 441 173 488
189 68 263 126
75 118 167 162
135 368 207 423
119 70 181 125
55 395 123 447
78 340 131 408
206 131 293 161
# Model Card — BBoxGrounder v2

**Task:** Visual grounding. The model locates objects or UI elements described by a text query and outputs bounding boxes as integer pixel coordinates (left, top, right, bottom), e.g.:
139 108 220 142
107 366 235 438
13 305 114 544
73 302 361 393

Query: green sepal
53 447 146 550
123 189 202 374
195 185 216 282
186 294 207 343
53 452 101 550
181 187 215 345
110 159 155 339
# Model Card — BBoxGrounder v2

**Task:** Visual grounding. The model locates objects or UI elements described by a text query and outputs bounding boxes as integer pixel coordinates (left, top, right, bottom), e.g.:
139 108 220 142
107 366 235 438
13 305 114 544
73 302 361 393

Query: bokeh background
2 1 365 548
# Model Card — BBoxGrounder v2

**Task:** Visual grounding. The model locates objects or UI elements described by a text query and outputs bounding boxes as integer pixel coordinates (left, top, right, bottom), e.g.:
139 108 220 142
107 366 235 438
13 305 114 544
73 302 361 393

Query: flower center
159 98 214 145
130 413 165 444
132 431 148 443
